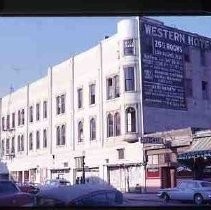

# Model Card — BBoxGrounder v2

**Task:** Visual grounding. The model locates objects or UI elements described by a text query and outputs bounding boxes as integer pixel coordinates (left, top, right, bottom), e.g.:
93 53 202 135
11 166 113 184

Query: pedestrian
80 176 83 184
76 177 80 184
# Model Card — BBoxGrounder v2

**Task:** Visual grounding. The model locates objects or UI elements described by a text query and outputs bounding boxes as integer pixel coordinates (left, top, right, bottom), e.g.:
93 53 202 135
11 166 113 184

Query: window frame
36 103 40 121
78 121 84 143
89 84 96 105
126 107 136 133
90 118 96 140
29 132 33 151
36 130 40 150
77 88 83 109
43 101 48 119
123 38 135 56
107 113 114 138
124 66 135 92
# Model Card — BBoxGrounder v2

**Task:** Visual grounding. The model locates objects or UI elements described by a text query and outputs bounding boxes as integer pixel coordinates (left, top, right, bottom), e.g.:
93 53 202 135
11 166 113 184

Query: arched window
78 121 84 142
21 135 24 151
36 131 40 149
29 133 33 150
90 118 96 140
17 136 20 151
56 126 60 145
61 125 66 145
114 112 121 136
107 114 114 137
43 129 47 148
126 107 136 132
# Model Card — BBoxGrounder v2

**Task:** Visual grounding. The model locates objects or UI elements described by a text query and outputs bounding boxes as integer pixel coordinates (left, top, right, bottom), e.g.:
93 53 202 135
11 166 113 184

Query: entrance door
161 167 176 188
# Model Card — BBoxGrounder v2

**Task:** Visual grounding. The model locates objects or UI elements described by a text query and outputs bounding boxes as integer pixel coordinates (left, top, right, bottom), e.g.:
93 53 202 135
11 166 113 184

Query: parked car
0 180 35 206
16 182 40 194
41 179 71 187
157 180 211 205
34 183 123 207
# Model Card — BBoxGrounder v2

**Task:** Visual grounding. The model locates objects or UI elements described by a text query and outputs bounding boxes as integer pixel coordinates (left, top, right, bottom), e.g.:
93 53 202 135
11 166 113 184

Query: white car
158 180 211 205
43 179 71 187
34 183 123 207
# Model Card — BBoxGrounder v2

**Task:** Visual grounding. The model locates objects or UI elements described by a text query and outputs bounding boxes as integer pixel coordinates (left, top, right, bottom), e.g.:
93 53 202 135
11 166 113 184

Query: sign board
139 136 164 144
140 17 189 110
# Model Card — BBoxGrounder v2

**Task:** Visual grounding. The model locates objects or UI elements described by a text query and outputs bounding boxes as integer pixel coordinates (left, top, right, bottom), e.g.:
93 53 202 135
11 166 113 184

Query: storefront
177 134 211 180
50 168 70 181
107 163 142 192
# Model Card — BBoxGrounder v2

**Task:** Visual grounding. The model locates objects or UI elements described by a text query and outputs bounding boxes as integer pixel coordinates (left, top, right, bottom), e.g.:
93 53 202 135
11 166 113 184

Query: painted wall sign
140 17 190 110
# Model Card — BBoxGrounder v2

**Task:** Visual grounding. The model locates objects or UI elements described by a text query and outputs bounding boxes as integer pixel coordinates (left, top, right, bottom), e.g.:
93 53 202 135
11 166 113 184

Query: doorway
161 167 176 188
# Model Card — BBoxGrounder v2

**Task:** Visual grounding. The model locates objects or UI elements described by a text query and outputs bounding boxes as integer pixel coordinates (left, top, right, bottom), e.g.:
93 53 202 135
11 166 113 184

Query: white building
1 17 211 192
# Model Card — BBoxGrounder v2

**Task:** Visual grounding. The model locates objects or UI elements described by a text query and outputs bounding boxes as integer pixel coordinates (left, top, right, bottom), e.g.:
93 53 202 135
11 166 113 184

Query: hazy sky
0 16 211 97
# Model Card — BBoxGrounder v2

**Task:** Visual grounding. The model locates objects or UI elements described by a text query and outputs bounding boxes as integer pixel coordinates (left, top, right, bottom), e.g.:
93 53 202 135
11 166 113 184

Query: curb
127 198 162 203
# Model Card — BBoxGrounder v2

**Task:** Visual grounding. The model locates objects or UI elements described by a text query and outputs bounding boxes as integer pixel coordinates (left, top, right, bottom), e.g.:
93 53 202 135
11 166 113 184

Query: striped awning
177 136 211 160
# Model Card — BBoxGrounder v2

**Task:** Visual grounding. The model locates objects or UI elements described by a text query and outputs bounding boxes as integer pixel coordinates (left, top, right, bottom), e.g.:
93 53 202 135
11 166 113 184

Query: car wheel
162 193 170 203
194 194 203 205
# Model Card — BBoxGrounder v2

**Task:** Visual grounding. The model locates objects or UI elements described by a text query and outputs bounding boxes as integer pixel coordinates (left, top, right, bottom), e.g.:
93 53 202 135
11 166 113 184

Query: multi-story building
1 17 211 192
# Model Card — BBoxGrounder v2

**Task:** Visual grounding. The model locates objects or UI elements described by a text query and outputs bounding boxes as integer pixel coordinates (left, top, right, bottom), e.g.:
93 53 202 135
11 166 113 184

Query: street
123 193 211 207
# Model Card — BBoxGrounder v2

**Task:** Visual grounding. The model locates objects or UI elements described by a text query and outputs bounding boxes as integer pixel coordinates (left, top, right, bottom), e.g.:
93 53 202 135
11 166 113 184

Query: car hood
201 187 211 191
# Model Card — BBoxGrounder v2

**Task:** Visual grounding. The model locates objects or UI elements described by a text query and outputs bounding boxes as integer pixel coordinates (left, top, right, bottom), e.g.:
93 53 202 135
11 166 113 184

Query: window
18 110 21 125
11 137 15 154
61 95 65 114
21 109 24 125
1 140 4 156
114 112 121 136
17 136 21 152
126 107 136 133
125 67 135 91
89 84 96 105
200 49 206 66
202 81 209 100
2 117 5 131
78 88 83 109
6 115 10 130
117 148 125 159
36 131 40 149
107 75 120 100
61 125 66 145
90 118 96 140
21 135 24 151
185 79 193 97
107 114 113 137
43 129 47 148
6 138 10 154
29 106 33 122
29 133 33 150
12 113 15 128
56 126 60 145
114 75 120 98
78 121 84 142
56 96 61 115
43 101 47 118
123 39 135 56
36 104 40 121
107 78 113 100
56 125 66 146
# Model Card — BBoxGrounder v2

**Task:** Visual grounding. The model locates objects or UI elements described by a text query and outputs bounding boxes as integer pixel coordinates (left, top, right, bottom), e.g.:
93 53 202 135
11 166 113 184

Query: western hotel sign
139 17 211 111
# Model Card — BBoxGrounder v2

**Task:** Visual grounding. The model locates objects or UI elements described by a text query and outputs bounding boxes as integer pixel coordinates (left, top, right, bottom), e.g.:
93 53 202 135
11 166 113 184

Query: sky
0 16 211 97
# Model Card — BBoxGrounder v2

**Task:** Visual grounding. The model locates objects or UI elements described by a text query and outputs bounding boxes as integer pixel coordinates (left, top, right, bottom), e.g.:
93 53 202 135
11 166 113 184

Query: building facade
1 17 211 192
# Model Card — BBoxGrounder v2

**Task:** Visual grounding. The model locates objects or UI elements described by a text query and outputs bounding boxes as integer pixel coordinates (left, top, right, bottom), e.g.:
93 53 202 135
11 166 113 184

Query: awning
177 136 211 160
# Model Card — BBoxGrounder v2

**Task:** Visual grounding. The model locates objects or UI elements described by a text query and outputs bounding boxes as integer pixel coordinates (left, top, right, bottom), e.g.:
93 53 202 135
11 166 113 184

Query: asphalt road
123 193 211 207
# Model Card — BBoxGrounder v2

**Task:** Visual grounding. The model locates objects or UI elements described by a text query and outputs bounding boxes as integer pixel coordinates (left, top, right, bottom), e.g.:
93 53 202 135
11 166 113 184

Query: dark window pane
123 39 135 56
125 67 135 91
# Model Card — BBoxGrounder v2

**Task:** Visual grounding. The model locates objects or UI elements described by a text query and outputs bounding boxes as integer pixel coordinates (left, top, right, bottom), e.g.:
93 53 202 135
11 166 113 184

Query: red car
0 180 35 206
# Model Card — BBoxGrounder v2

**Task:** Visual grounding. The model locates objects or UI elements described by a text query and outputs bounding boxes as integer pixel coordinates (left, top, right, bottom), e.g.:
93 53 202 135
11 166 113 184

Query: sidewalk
124 192 161 202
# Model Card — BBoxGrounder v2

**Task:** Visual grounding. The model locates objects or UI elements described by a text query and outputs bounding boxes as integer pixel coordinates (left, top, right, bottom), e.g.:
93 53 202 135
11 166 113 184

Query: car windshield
200 182 211 187
0 182 19 194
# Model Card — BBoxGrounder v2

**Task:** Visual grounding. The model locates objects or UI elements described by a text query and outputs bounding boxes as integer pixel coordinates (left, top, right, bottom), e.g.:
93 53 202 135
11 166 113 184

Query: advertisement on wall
140 17 211 110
